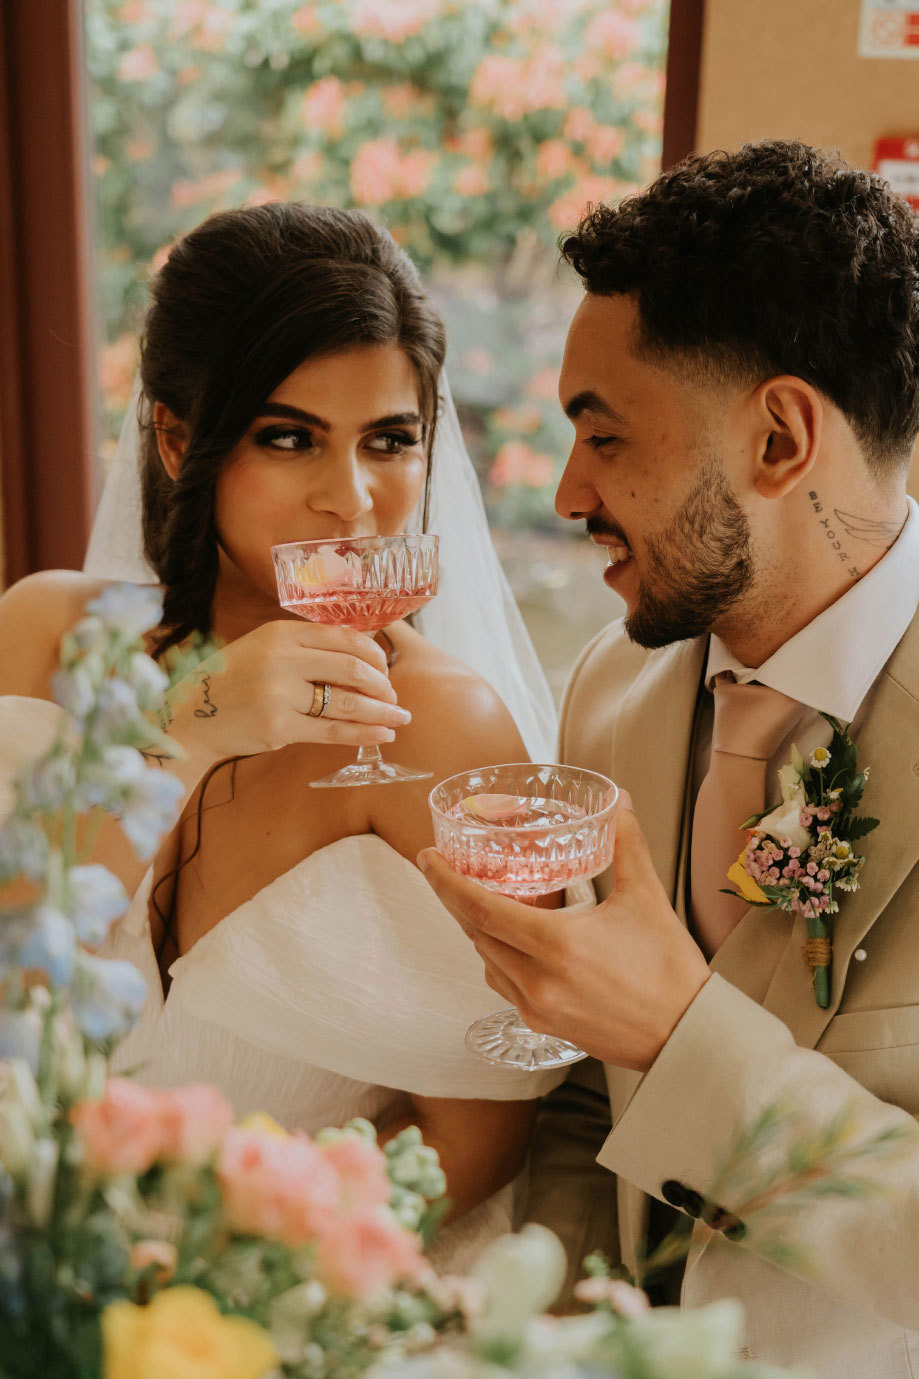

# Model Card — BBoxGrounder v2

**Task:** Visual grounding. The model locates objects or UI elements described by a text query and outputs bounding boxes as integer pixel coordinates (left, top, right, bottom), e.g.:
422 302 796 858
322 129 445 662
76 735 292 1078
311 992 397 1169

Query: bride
0 202 562 1268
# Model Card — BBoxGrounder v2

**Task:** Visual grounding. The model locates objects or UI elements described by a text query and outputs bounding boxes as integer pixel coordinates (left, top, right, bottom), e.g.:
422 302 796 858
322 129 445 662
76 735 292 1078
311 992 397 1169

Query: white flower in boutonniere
723 716 878 1009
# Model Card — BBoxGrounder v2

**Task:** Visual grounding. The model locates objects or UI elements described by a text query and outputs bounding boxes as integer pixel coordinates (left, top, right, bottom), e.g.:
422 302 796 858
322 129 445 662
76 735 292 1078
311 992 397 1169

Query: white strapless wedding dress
0 696 566 1270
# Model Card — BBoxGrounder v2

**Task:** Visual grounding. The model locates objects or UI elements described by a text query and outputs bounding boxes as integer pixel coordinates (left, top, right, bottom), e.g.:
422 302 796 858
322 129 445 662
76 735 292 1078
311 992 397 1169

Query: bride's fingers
291 649 396 705
301 718 398 749
299 685 411 729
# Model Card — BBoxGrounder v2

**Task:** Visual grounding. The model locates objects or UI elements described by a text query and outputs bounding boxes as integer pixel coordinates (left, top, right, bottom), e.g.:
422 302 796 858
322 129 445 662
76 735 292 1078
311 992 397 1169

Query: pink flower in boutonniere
724 716 879 1009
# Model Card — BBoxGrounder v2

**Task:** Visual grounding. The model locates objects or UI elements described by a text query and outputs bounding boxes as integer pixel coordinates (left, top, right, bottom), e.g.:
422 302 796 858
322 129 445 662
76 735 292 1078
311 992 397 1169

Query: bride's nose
307 452 374 522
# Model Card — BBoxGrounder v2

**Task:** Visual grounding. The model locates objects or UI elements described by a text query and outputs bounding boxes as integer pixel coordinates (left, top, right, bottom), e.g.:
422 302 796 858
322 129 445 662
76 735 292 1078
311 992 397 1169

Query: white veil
83 374 557 762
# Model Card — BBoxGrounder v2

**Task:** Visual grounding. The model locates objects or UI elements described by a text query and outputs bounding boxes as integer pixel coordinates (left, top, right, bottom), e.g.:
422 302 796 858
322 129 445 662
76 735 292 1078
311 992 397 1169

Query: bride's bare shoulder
0 570 116 698
389 623 529 767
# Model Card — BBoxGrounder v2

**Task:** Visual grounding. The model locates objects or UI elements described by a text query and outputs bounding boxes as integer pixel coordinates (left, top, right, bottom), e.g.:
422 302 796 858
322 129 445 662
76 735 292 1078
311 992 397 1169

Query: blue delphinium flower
123 651 169 711
17 904 77 988
71 952 147 1042
68 865 130 946
119 769 184 859
50 664 97 722
0 1010 40 1072
16 751 76 814
0 818 48 883
87 583 163 642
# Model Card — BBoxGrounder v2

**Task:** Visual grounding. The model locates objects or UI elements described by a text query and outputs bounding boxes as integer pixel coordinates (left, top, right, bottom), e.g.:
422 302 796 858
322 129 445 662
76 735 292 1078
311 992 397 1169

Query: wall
696 0 919 169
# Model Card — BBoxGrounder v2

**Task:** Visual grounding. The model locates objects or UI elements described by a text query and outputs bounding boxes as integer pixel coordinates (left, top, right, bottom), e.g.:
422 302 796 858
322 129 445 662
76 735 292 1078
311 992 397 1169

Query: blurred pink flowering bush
86 0 667 524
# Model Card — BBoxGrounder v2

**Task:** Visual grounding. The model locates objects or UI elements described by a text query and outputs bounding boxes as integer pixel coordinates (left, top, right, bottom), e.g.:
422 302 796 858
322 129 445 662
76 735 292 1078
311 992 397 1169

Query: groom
420 140 919 1377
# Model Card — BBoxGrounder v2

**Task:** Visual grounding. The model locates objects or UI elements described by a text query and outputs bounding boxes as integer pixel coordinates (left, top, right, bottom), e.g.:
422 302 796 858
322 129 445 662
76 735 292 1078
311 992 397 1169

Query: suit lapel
760 617 919 1048
603 635 707 905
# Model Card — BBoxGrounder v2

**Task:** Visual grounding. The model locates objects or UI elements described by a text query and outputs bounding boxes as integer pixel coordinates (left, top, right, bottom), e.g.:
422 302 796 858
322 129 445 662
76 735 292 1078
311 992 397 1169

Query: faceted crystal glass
272 534 438 788
429 763 619 1069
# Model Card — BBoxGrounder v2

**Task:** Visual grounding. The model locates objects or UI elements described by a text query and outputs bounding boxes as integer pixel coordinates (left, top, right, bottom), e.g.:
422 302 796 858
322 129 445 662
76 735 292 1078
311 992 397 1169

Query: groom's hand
418 802 711 1072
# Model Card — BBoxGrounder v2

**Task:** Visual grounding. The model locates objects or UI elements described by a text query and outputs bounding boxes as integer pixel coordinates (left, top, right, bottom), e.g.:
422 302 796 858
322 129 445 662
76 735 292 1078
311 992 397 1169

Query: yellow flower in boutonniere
727 850 769 905
102 1287 277 1379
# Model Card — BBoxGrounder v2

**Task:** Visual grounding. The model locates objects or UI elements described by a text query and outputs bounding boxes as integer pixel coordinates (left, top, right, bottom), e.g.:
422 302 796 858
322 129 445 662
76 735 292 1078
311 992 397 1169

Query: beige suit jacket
525 611 919 1377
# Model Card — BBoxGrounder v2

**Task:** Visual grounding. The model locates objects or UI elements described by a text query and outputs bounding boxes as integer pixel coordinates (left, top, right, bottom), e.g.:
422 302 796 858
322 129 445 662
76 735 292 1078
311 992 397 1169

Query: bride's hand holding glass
158 619 410 764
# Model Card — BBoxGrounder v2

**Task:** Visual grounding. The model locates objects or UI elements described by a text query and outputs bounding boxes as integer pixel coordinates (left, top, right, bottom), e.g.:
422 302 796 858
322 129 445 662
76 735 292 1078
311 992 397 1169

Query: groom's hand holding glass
419 796 712 1073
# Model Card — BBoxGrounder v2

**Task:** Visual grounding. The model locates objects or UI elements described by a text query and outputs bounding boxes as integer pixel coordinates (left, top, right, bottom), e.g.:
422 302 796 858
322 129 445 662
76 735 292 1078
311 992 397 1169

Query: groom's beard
625 460 754 649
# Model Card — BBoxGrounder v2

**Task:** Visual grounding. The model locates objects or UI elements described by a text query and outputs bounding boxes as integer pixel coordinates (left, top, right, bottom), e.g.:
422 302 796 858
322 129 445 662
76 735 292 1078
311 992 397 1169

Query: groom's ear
750 376 822 499
153 401 189 481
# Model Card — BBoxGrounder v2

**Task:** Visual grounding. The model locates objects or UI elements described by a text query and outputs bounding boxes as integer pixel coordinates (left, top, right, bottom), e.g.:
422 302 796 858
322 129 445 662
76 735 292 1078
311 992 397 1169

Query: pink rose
319 1136 391 1215
316 1209 424 1300
159 1084 234 1165
217 1126 340 1247
71 1078 165 1176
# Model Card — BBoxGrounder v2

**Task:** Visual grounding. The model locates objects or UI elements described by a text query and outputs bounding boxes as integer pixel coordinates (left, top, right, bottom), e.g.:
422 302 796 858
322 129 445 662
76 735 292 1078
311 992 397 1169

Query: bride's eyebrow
255 403 424 431
256 402 330 429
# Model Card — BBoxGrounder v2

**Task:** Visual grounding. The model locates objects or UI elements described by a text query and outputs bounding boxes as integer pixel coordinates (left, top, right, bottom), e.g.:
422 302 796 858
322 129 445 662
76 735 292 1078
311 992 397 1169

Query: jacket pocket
818 1005 919 1114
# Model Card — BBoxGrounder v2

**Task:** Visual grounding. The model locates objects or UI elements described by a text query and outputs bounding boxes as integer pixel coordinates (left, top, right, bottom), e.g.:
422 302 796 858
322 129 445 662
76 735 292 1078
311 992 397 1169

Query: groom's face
556 293 754 648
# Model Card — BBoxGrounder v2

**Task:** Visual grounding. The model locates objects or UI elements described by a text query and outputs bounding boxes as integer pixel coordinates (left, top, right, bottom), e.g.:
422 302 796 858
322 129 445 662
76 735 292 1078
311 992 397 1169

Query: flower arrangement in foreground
0 584 811 1379
725 716 878 1007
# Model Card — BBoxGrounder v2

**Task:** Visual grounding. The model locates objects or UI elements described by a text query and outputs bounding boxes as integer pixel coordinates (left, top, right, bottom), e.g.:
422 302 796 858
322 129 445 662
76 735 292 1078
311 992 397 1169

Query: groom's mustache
586 515 630 546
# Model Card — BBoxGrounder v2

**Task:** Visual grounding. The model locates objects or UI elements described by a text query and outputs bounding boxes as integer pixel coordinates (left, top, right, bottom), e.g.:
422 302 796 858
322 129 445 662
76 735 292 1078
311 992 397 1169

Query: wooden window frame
0 0 97 586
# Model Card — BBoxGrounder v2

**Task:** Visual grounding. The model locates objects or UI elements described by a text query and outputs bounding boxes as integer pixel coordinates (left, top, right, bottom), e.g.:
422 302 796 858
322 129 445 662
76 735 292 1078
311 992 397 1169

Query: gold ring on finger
308 681 332 717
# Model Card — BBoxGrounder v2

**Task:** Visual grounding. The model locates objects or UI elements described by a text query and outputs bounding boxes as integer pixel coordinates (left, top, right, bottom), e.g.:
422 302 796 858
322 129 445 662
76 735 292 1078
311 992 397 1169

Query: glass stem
356 744 383 767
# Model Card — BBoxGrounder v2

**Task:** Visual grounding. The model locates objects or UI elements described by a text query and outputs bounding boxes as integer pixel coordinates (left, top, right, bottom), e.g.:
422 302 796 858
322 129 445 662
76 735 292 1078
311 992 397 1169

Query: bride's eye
253 425 314 453
365 430 424 456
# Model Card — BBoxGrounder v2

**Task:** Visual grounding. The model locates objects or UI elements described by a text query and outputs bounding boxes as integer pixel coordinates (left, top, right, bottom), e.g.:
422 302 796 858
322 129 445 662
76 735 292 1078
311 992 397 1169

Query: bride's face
214 343 428 601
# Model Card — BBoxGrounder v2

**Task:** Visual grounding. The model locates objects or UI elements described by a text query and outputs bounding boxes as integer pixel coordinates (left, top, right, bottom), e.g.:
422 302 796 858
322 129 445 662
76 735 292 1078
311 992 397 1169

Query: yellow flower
726 852 769 905
238 1111 288 1139
102 1287 278 1379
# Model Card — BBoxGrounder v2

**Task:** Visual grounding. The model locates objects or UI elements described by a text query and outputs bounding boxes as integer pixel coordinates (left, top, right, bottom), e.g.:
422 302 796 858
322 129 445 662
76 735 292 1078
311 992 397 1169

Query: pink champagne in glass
429 763 619 1069
272 534 438 788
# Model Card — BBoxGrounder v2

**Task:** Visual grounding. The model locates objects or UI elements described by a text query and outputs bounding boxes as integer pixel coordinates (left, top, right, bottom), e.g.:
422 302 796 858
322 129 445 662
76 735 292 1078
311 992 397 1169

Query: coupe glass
272 534 438 788
429 763 619 1070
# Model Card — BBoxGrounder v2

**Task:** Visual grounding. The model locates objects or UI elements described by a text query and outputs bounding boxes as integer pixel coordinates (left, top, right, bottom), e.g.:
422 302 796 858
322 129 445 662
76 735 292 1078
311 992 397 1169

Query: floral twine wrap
723 715 878 1008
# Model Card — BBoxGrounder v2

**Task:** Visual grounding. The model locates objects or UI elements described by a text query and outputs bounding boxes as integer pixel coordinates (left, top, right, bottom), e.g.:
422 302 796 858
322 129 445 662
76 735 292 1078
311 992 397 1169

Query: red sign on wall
874 136 919 210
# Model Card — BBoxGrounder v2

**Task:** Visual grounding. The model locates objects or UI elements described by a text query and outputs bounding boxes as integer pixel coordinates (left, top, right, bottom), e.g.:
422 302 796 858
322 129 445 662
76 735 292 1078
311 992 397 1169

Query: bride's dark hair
138 203 446 655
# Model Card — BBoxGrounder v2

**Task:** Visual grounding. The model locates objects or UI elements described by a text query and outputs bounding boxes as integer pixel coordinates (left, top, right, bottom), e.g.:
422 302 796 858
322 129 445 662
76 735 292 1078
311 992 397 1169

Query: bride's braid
138 203 446 656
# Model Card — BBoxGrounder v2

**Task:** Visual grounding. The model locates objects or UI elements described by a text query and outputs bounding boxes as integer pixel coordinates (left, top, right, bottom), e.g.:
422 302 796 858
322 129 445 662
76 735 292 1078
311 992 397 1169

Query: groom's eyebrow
256 402 424 431
563 390 626 424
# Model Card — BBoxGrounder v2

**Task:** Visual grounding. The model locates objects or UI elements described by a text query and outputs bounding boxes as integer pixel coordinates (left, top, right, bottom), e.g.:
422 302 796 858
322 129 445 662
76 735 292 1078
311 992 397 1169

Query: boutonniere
723 715 879 1008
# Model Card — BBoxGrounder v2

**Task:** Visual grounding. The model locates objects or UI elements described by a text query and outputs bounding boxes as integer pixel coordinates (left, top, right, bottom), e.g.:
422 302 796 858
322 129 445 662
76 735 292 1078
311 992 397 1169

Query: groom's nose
555 449 600 522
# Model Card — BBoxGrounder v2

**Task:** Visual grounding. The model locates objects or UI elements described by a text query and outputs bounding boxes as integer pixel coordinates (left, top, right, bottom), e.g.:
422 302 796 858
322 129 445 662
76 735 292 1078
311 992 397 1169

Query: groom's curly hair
560 140 919 471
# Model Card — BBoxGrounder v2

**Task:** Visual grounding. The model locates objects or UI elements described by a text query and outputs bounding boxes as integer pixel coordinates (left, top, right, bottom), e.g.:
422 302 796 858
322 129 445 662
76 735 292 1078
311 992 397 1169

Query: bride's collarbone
150 745 368 960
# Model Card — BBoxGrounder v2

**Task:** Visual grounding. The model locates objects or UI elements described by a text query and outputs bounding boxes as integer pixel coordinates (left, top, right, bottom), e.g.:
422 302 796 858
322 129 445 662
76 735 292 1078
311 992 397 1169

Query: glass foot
465 1007 587 1071
310 761 433 789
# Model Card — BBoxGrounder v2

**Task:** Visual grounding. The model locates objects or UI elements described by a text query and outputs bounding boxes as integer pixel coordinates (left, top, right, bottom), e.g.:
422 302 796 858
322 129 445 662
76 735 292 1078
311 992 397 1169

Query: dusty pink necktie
690 676 805 958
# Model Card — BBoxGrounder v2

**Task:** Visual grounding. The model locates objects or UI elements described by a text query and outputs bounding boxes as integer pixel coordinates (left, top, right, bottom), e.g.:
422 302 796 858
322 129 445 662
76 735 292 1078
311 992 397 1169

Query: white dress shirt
693 496 919 813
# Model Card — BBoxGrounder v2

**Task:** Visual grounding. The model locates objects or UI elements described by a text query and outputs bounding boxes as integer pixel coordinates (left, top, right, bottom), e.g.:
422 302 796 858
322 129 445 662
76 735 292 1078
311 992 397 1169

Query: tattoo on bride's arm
193 672 218 719
808 491 860 579
157 699 175 732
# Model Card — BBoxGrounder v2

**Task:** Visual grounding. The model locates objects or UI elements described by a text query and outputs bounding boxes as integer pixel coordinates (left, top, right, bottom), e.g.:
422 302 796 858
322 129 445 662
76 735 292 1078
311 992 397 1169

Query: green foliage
84 0 667 526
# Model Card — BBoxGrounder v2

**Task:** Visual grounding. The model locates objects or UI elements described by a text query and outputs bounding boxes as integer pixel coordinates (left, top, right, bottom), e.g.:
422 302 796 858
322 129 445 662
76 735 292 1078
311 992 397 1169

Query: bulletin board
695 0 919 172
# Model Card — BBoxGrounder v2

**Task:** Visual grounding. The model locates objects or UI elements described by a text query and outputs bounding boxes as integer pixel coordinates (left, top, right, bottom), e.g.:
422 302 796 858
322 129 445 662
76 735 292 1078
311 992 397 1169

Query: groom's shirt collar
706 495 919 722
